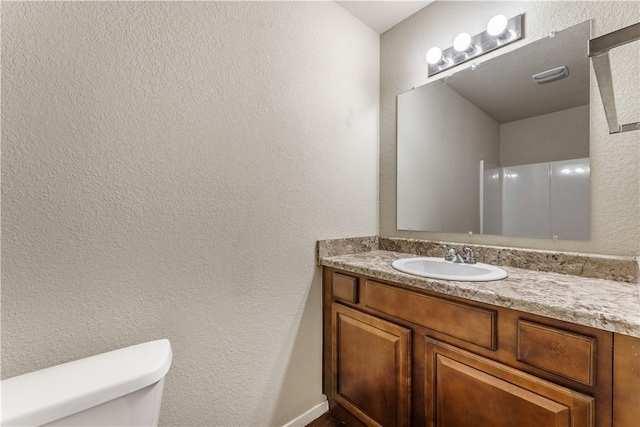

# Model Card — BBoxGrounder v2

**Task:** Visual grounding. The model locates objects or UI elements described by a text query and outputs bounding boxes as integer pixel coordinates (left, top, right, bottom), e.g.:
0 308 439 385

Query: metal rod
620 122 640 133
588 22 640 57
591 54 620 134
589 22 640 134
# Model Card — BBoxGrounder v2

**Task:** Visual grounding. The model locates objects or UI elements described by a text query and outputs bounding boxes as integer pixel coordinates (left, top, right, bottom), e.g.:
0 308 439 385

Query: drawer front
332 273 358 304
517 320 596 386
364 281 496 349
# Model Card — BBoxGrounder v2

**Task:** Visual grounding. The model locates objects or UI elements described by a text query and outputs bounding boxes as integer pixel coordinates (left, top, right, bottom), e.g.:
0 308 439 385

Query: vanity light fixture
487 14 509 39
453 32 475 54
426 47 447 65
426 14 523 77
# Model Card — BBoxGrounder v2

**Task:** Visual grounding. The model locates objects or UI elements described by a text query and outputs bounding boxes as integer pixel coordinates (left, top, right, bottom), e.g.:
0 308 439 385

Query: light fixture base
427 14 523 77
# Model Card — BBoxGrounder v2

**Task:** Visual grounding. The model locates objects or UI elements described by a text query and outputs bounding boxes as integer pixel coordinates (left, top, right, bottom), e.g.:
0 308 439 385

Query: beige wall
381 1 640 256
1 2 379 425
500 105 590 167
397 81 499 233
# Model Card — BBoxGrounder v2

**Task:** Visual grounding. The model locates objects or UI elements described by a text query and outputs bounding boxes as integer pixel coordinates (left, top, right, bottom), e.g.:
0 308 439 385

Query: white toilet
1 339 172 427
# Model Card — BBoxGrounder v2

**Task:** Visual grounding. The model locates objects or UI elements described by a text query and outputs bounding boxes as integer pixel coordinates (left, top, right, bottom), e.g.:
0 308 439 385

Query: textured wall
381 1 640 256
1 2 379 425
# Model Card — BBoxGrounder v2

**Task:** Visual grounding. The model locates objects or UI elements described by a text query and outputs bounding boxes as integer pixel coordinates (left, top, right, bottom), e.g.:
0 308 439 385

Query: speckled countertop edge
320 250 640 338
317 236 638 283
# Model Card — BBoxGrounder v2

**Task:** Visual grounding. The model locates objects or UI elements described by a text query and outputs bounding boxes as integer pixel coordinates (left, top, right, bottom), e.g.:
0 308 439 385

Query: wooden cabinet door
332 303 411 427
425 338 594 427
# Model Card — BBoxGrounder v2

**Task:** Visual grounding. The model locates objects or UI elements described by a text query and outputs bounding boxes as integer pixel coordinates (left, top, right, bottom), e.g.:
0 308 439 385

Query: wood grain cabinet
331 304 411 427
322 267 640 427
425 338 594 427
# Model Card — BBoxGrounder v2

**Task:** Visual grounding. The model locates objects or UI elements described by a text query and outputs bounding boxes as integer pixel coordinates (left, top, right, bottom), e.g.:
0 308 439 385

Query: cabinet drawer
517 320 596 386
332 273 358 304
364 281 496 349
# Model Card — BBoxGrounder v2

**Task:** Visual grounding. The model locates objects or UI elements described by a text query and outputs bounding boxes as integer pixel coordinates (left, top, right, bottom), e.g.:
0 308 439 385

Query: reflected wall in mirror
397 20 591 240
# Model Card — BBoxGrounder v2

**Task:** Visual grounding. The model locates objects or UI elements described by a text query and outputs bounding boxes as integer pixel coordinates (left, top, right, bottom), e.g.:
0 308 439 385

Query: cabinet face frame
613 334 640 427
331 303 412 427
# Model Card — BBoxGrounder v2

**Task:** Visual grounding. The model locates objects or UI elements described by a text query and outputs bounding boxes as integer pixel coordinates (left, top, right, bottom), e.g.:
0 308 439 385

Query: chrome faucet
443 246 465 263
442 245 476 264
463 246 476 264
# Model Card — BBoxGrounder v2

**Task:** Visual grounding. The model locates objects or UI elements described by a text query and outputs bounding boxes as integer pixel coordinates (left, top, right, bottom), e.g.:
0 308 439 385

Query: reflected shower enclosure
481 158 590 240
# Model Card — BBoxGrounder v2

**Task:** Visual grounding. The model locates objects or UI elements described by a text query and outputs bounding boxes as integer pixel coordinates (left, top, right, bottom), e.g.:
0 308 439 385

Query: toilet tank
1 339 172 427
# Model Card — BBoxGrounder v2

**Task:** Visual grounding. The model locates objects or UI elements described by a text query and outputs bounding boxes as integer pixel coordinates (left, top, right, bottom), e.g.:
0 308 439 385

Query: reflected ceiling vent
532 66 570 84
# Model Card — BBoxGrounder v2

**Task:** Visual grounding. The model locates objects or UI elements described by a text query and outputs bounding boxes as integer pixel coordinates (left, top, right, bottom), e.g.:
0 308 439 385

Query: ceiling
444 21 590 123
336 1 432 34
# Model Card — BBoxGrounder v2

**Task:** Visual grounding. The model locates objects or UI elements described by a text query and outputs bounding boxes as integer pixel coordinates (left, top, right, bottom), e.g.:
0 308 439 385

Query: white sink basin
391 257 508 282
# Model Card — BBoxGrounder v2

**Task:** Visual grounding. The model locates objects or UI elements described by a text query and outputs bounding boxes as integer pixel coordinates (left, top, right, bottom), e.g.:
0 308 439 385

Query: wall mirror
397 20 591 240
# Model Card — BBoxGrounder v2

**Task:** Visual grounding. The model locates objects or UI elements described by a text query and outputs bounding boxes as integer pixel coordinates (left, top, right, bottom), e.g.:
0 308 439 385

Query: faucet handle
463 247 476 264
442 244 456 261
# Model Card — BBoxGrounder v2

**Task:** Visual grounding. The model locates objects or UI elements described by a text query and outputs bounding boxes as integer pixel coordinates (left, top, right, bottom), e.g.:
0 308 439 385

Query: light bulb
487 14 509 39
426 47 444 65
453 32 473 53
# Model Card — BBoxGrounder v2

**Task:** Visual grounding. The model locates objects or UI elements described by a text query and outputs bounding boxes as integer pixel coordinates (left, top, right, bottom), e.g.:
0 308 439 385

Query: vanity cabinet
322 267 639 427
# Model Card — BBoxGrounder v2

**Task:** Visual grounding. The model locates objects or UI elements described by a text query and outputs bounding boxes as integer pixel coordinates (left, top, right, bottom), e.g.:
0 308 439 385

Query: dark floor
305 412 344 427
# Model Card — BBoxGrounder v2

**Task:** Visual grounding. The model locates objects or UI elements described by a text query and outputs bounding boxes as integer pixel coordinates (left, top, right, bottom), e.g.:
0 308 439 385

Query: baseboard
282 396 329 427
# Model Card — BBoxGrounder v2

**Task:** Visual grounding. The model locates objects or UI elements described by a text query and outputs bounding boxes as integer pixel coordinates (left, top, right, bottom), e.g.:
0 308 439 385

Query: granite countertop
320 249 640 337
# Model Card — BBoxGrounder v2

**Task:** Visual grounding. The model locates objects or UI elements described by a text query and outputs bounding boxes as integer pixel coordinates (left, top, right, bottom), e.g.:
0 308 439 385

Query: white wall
1 2 379 425
381 1 640 256
397 81 499 233
500 105 589 167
